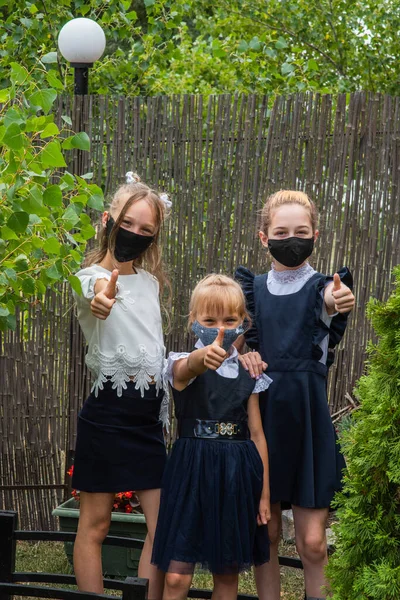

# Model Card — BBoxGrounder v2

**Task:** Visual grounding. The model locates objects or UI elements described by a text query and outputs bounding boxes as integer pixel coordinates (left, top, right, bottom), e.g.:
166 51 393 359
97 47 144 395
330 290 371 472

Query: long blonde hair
188 274 250 327
260 190 319 234
85 174 170 294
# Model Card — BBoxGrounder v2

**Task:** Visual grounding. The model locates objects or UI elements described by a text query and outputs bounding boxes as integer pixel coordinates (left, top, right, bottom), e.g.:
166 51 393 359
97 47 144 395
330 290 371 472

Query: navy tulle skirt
72 381 166 492
151 437 270 575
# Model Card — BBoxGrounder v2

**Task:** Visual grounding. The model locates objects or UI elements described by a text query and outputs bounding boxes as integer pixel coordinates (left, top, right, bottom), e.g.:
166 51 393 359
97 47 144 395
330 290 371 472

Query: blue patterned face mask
191 321 245 352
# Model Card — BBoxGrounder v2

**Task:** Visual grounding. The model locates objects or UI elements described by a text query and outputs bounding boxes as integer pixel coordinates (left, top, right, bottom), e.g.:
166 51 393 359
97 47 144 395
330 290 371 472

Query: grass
14 540 304 599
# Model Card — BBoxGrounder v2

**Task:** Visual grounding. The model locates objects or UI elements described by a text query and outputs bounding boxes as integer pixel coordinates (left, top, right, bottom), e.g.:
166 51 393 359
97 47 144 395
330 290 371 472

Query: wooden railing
0 510 302 600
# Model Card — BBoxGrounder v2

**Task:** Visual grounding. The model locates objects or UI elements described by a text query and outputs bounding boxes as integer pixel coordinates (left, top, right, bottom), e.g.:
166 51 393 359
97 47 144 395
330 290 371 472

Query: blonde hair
188 274 250 326
260 190 319 234
85 174 170 294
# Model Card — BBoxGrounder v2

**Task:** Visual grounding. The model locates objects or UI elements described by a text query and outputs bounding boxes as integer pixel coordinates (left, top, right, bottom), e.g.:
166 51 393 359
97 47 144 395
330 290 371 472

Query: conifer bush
326 267 400 599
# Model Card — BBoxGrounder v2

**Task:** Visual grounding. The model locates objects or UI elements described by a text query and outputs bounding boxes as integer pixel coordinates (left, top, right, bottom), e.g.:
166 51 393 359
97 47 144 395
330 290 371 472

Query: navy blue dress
235 266 352 509
151 365 270 575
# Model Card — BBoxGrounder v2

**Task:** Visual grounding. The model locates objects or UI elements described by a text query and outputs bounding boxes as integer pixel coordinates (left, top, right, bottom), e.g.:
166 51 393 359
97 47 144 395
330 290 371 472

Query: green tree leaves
1 0 400 97
0 62 103 331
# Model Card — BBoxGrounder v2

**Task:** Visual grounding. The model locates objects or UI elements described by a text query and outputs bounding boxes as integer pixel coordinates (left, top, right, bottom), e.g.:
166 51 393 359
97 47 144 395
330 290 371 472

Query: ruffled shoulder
234 266 259 350
235 266 255 313
314 267 353 367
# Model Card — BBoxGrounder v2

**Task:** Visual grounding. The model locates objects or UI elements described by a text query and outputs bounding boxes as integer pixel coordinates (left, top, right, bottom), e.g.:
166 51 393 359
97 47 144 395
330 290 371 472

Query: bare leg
254 502 282 600
212 573 238 600
162 573 193 600
73 492 114 593
292 505 329 599
136 488 165 600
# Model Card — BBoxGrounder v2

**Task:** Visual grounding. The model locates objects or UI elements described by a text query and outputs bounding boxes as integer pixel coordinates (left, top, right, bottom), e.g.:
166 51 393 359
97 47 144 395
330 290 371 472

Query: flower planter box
52 498 147 579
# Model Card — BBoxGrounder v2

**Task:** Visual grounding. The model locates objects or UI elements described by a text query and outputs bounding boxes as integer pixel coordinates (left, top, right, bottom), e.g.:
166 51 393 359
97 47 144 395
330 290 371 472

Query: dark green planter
52 498 147 578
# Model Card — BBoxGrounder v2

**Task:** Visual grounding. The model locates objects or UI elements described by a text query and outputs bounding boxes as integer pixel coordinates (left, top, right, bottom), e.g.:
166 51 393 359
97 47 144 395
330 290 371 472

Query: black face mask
268 236 314 268
106 216 155 262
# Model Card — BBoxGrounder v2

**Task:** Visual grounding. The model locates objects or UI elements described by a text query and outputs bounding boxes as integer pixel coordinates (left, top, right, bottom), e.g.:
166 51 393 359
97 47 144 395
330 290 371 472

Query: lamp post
57 18 106 95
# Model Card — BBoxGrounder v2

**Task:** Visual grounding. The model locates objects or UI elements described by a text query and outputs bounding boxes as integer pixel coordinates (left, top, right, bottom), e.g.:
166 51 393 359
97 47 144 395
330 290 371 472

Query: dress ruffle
320 267 353 367
234 266 259 350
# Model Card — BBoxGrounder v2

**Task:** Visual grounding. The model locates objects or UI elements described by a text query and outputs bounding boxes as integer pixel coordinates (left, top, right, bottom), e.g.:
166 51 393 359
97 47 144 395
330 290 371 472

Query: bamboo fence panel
1 91 400 528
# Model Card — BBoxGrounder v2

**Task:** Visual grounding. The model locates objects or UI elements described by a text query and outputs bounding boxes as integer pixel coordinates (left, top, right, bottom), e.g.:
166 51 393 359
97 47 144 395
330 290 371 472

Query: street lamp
58 18 106 95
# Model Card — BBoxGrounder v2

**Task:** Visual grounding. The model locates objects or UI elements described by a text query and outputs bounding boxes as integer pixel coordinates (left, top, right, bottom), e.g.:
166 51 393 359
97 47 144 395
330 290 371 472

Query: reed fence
1 91 399 528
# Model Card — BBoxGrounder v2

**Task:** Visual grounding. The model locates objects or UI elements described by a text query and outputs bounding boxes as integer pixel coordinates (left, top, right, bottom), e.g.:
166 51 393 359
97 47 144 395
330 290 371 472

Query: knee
77 517 110 545
296 532 327 564
165 573 189 593
213 573 238 587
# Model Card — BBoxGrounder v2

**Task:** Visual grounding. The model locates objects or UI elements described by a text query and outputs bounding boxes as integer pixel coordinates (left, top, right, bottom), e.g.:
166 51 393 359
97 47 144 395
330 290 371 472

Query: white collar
194 339 239 363
269 261 316 285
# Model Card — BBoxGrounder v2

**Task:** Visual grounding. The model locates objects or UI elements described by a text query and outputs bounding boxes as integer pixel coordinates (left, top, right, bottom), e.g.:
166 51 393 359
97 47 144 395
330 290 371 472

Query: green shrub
326 267 400 599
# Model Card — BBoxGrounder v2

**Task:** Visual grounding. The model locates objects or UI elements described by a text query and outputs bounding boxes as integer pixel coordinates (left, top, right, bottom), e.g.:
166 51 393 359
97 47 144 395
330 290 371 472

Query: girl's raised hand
238 351 268 379
90 269 119 320
331 273 355 313
203 327 227 370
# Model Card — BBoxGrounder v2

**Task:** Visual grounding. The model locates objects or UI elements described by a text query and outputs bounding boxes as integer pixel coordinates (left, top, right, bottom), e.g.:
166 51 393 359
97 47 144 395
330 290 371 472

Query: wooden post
0 511 17 600
122 576 148 600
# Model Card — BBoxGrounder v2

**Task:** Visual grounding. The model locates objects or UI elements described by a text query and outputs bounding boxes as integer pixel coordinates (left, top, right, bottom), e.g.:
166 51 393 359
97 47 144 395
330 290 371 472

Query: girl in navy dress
71 173 171 598
235 191 355 600
152 274 271 600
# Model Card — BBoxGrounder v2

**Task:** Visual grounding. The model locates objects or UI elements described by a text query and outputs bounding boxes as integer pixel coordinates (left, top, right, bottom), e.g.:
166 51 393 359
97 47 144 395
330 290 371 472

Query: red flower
66 467 141 514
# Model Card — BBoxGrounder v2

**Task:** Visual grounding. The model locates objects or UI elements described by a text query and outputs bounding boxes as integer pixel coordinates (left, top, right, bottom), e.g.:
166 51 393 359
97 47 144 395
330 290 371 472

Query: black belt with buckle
179 418 249 440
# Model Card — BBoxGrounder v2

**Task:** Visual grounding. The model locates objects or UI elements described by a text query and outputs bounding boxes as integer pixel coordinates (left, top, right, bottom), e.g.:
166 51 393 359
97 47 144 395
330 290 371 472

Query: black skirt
72 381 167 492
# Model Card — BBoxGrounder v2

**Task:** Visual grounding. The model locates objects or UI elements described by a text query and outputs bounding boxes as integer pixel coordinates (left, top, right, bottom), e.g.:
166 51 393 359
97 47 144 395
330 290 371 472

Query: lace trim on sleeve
252 373 273 394
166 352 194 387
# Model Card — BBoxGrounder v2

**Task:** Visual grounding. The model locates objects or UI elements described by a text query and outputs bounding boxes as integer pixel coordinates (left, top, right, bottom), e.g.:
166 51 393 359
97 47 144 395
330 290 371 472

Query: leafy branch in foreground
0 63 103 331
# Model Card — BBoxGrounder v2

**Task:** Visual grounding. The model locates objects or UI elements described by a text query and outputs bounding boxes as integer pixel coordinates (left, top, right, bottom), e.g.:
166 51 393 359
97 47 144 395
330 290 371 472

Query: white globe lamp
58 18 106 95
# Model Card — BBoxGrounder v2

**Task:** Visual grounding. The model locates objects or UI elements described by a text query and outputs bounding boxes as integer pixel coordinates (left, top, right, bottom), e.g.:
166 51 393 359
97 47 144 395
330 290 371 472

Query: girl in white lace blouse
71 173 171 599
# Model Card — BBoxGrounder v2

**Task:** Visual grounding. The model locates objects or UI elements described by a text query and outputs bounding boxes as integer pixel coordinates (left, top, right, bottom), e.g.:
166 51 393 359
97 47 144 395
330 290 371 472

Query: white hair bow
125 171 140 184
159 193 172 208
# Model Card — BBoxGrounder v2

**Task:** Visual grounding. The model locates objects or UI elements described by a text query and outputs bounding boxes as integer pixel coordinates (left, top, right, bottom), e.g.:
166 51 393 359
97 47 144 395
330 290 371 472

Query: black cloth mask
106 216 155 262
268 236 314 268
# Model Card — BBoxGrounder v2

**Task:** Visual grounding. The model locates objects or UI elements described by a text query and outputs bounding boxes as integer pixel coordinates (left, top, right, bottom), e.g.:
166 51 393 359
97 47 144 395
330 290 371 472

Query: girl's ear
101 211 109 229
259 230 268 248
314 229 319 242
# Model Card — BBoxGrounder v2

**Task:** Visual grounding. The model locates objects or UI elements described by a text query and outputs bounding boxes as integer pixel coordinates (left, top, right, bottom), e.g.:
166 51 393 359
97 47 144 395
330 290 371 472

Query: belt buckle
215 422 236 436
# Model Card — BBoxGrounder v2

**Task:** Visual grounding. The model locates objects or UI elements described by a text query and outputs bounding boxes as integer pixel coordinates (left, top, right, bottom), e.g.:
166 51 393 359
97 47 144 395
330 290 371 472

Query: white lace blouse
73 265 169 424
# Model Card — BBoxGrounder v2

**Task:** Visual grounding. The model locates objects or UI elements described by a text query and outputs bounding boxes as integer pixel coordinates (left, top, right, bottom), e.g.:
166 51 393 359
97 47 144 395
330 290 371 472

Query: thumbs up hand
325 272 355 314
204 327 228 370
91 269 119 320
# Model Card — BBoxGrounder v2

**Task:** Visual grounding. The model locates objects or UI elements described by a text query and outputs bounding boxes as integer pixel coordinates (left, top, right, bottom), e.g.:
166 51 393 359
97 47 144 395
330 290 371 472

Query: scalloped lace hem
85 344 170 428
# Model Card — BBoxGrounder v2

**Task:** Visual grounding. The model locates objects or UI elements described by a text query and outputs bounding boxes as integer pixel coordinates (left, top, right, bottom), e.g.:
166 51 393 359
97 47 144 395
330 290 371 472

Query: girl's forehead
115 196 156 222
270 203 312 228
196 306 240 318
